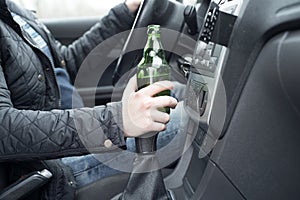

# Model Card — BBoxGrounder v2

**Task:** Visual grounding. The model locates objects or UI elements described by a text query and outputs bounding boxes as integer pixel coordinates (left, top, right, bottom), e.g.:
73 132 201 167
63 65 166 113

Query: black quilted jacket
0 0 135 161
0 0 135 198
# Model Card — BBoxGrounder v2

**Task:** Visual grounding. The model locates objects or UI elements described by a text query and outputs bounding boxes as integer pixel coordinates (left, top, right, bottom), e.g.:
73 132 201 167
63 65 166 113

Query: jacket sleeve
0 67 126 162
55 3 135 83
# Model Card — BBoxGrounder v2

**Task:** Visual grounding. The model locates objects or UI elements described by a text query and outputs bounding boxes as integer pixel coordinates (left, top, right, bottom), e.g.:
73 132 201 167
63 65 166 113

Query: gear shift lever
117 134 170 200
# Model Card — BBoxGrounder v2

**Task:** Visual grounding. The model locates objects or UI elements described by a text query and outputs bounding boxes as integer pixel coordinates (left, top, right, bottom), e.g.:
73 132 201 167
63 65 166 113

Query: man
0 0 178 199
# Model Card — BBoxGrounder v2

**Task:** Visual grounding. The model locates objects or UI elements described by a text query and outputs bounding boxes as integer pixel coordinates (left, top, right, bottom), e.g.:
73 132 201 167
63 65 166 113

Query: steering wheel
112 0 170 85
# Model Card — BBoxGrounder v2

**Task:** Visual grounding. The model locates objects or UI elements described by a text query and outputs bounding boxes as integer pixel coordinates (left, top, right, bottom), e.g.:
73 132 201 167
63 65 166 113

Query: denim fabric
61 102 185 188
54 68 84 109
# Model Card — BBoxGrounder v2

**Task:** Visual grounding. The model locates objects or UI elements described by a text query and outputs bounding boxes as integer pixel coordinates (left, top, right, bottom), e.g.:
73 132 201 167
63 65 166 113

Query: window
10 0 123 19
11 0 198 19
183 0 197 5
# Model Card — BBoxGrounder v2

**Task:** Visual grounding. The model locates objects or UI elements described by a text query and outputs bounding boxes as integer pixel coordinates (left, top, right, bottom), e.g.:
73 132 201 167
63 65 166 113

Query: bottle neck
142 33 166 65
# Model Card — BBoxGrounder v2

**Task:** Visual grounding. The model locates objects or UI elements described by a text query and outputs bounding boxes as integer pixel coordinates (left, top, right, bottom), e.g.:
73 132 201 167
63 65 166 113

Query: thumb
122 75 137 101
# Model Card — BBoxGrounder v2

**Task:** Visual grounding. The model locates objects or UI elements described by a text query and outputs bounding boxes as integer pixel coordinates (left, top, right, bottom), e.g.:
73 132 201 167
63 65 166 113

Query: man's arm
0 66 177 161
0 65 125 161
55 2 140 83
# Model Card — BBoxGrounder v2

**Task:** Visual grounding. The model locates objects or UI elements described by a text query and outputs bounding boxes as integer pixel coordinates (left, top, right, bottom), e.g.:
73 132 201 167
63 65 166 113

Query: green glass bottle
137 25 171 113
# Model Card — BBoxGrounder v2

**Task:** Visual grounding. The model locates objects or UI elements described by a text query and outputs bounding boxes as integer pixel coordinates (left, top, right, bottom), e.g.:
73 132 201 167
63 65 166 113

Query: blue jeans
62 102 185 188
54 68 84 109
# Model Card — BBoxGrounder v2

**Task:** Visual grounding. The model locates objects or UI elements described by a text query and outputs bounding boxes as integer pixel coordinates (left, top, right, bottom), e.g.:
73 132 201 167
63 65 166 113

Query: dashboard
166 0 245 199
184 0 243 159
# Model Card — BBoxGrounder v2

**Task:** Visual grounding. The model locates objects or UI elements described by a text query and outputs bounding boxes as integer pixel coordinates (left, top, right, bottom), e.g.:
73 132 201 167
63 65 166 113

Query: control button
199 85 208 116
104 139 113 148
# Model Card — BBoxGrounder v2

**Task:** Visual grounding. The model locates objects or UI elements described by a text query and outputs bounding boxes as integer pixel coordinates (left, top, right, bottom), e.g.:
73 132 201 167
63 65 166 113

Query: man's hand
122 76 178 138
125 0 142 13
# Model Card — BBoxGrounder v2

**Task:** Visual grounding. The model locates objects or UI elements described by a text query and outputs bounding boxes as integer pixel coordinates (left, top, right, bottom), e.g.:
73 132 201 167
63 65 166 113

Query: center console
166 0 244 199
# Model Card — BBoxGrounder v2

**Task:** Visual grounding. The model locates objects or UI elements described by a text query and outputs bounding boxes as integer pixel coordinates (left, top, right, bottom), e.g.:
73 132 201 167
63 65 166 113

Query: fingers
151 96 178 109
122 78 178 138
150 109 170 123
150 122 167 132
138 81 174 97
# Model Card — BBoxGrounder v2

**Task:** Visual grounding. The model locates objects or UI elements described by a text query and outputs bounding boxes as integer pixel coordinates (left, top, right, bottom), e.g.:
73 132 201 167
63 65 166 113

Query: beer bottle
137 24 171 113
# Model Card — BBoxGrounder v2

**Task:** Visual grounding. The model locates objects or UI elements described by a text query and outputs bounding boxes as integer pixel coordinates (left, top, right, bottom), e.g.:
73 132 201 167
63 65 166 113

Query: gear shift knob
135 135 158 154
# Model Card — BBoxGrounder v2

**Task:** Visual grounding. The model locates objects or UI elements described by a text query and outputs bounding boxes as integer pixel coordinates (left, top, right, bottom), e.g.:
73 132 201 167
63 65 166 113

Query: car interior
0 0 300 199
